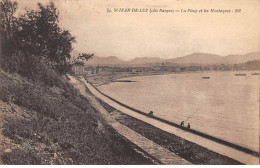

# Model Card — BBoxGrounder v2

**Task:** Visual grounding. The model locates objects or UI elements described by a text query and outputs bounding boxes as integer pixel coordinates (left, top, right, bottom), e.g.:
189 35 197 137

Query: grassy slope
0 70 154 165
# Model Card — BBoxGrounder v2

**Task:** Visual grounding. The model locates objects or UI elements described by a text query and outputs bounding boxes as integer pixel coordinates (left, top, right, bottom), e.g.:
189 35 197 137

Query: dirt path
82 77 259 165
68 76 191 165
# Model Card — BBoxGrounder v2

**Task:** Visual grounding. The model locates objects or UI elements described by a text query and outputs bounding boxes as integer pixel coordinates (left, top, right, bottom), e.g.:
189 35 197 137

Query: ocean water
98 71 259 152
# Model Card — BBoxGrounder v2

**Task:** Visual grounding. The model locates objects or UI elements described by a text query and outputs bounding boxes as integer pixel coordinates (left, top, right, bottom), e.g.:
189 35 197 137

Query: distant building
72 65 85 75
160 66 173 71
85 70 92 75
174 66 181 72
96 67 103 74
85 67 95 75
151 66 160 71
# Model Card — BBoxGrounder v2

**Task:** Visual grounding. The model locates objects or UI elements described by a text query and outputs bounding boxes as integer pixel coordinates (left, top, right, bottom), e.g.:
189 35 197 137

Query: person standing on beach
187 123 191 129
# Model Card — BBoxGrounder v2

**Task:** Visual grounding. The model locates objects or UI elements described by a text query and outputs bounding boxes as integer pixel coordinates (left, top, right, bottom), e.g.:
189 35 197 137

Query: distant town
73 59 260 76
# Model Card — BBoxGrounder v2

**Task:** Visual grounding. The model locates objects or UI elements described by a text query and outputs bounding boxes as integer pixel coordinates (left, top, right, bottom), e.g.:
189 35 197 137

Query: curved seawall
86 79 259 157
83 77 259 164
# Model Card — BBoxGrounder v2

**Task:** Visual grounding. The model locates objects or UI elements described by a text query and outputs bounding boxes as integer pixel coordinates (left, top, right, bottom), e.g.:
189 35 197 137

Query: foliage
72 53 94 66
0 0 93 76
0 0 19 72
0 0 18 41
16 2 76 74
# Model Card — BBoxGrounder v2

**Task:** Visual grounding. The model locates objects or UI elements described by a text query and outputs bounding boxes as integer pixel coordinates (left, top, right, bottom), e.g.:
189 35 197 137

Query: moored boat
235 73 246 76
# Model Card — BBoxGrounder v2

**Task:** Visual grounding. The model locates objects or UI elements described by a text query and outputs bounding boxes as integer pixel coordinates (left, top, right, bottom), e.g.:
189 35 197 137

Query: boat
235 73 246 76
202 77 210 79
251 73 260 75
114 80 136 82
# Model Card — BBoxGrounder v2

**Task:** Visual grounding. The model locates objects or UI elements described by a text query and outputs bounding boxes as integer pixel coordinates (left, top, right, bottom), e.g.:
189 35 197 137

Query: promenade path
68 76 191 165
80 77 259 165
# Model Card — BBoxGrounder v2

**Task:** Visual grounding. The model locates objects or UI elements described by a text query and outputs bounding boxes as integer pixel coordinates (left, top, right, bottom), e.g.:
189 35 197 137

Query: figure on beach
187 123 191 129
148 111 154 117
180 121 184 127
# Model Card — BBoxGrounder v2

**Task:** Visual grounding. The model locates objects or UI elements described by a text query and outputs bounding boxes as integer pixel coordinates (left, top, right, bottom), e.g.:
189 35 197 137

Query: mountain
85 56 125 65
242 59 260 70
127 57 165 65
83 52 260 66
224 52 260 64
167 53 223 65
166 52 260 65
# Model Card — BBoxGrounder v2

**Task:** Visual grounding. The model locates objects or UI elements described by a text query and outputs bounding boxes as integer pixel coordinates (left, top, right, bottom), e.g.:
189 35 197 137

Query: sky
15 0 260 60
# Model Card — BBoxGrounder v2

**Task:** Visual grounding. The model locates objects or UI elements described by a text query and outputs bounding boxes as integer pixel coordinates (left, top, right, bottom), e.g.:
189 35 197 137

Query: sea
98 71 260 152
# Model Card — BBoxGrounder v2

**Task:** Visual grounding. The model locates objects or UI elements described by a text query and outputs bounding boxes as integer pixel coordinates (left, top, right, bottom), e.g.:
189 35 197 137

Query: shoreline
84 70 259 164
72 76 191 165
96 97 242 165
85 79 258 155
83 77 259 164
86 70 259 86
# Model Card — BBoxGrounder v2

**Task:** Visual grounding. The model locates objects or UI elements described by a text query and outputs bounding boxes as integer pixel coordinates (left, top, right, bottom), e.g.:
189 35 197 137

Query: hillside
127 57 165 65
167 52 260 65
224 52 260 64
168 53 223 65
243 59 260 70
83 52 260 66
84 56 125 65
0 69 153 164
0 1 155 164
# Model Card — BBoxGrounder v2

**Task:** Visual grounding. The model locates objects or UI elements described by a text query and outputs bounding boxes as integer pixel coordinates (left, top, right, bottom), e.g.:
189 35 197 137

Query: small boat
251 73 260 75
235 73 246 76
202 77 210 79
114 80 136 83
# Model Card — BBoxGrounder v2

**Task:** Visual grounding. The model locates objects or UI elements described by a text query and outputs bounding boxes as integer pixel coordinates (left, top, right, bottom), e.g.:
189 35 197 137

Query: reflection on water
98 71 259 152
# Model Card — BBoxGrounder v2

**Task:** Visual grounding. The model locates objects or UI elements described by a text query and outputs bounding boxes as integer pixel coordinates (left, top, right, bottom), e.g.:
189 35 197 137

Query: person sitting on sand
180 121 184 127
148 111 154 117
187 123 191 129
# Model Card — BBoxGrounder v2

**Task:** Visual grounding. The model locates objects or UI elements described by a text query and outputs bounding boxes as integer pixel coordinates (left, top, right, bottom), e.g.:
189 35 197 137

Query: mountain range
82 52 260 66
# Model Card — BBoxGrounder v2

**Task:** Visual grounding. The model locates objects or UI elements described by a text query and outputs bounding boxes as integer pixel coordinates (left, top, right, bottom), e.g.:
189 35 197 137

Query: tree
16 2 76 74
1 0 94 75
0 0 19 72
72 53 94 66
0 0 18 41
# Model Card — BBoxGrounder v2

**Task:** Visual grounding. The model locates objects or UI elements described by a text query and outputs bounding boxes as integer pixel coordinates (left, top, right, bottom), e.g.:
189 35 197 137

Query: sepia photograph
0 0 259 165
